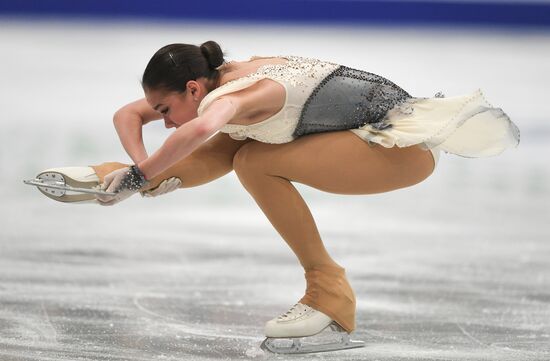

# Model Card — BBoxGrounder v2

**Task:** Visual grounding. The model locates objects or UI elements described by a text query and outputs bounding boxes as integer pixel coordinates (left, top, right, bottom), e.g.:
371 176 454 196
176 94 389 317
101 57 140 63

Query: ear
186 80 200 96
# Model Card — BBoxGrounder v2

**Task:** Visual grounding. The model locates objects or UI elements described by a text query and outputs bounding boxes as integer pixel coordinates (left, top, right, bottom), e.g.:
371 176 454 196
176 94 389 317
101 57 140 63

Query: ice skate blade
24 176 115 203
260 337 364 354
260 326 365 355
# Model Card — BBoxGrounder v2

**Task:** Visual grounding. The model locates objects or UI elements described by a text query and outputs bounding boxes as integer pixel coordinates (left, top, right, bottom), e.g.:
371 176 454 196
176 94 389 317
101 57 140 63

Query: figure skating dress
196 55 521 333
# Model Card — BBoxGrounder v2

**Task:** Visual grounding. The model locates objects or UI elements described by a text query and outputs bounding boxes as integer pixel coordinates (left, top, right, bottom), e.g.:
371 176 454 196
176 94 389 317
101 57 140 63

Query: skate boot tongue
277 303 310 321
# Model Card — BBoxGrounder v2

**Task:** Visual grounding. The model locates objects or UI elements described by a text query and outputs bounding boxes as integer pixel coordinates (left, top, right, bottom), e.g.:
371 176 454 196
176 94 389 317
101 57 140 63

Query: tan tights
91 130 436 333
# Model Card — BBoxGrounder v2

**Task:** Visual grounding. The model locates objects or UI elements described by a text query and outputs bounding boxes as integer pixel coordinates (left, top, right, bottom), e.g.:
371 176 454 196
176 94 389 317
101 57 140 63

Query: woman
35 40 519 353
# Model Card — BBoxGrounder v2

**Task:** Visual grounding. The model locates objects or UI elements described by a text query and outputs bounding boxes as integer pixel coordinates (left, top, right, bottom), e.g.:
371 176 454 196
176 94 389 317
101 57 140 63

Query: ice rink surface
0 19 549 360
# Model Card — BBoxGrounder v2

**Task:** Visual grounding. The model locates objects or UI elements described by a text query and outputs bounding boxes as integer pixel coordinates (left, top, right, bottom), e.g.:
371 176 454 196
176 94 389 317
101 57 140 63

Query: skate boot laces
277 303 314 322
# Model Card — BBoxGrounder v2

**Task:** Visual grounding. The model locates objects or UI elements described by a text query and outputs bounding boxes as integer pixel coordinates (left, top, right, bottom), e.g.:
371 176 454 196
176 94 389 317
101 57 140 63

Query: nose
163 116 175 128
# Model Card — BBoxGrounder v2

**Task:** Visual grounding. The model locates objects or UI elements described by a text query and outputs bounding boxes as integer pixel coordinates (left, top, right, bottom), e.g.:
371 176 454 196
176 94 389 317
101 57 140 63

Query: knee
232 141 263 178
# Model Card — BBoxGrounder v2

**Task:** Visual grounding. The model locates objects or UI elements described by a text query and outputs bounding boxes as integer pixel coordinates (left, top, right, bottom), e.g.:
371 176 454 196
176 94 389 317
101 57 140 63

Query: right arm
113 98 161 164
93 131 253 191
107 79 283 191
108 97 253 192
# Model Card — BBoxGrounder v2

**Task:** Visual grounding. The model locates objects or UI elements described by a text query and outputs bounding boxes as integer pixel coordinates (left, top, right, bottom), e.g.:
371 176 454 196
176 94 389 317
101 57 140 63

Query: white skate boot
23 167 113 203
260 303 364 354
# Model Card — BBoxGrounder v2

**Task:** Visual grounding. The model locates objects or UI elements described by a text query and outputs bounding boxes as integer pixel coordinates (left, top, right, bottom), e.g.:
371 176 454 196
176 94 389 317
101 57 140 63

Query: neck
205 71 222 92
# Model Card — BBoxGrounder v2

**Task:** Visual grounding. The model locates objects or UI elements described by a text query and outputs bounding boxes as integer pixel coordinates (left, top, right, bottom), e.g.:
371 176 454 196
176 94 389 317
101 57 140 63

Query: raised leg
32 133 253 203
90 133 254 191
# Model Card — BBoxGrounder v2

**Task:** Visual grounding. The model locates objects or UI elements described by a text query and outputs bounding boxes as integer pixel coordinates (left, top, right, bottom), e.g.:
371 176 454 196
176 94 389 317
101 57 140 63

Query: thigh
234 130 435 195
149 132 254 188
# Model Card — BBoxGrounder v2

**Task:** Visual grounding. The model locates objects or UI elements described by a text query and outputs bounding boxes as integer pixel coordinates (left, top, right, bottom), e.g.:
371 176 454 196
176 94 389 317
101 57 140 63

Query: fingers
101 172 115 191
94 167 139 205
107 172 123 193
96 180 121 202
96 192 117 204
153 177 180 194
141 177 182 197
100 167 130 193
96 197 118 206
96 188 137 206
106 180 120 194
165 177 182 190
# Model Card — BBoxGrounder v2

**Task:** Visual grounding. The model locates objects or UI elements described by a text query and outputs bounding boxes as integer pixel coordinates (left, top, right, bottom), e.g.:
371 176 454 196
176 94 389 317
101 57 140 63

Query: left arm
137 97 237 181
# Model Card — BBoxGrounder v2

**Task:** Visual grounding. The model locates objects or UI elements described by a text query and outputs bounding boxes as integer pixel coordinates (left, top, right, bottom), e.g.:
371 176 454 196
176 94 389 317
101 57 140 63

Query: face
145 80 205 129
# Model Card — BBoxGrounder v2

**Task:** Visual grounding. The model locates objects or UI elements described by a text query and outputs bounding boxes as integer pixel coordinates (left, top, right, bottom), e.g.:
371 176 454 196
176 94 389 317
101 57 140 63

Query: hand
96 165 148 206
140 177 182 198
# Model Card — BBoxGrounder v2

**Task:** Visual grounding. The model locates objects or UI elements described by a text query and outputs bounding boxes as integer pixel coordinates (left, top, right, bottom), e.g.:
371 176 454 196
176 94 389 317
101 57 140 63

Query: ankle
303 260 343 273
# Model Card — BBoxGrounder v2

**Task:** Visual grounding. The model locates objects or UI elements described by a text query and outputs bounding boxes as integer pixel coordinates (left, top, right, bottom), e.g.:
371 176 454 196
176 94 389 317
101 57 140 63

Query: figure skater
30 41 520 354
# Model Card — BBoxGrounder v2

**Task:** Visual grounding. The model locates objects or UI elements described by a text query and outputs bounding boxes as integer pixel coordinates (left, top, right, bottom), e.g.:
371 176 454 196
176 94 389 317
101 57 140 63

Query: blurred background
0 1 549 360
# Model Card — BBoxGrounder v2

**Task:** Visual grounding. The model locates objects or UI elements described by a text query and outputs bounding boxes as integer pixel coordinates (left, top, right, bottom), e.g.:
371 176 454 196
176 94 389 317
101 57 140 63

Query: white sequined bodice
197 56 520 160
197 56 339 144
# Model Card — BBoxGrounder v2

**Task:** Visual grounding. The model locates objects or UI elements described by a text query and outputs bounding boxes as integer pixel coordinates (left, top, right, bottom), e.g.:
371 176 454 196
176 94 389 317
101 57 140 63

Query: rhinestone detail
117 165 148 192
293 65 411 137
214 56 411 144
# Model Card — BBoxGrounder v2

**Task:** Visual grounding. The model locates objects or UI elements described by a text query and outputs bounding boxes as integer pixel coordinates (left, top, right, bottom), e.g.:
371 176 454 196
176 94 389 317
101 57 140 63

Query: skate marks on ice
356 321 546 361
0 288 268 360
132 291 260 341
347 260 550 360
1 215 549 361
0 295 167 361
1 201 549 360
132 290 267 358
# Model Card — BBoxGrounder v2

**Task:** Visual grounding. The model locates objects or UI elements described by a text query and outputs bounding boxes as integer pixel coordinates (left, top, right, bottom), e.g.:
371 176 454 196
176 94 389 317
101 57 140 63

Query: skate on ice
261 303 365 354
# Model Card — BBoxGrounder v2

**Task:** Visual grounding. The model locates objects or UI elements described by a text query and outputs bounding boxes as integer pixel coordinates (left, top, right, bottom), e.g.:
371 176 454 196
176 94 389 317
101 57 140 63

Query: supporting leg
232 159 339 271
232 130 434 270
232 130 435 333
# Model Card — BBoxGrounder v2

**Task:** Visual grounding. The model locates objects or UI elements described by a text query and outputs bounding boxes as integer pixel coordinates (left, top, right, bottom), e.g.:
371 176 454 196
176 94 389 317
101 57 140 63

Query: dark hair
141 41 225 93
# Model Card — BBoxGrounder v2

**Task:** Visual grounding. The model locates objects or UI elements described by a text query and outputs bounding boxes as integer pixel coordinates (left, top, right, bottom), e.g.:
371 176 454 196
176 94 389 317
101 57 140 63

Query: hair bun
200 41 224 69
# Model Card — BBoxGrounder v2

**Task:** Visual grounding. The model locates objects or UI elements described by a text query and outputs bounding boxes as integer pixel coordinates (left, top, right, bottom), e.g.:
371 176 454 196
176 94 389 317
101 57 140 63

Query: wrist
135 160 149 181
132 164 148 182
119 164 149 191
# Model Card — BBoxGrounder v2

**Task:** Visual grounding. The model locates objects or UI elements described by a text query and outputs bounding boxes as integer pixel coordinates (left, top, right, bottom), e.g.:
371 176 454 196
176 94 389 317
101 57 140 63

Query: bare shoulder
217 78 286 125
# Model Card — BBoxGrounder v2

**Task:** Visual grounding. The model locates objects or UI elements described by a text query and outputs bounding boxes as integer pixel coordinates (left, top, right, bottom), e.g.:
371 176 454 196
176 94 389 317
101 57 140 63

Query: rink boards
1 0 550 28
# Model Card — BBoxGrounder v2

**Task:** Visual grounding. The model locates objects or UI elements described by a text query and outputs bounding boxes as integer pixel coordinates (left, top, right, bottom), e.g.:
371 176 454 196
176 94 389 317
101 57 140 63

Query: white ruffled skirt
349 89 520 158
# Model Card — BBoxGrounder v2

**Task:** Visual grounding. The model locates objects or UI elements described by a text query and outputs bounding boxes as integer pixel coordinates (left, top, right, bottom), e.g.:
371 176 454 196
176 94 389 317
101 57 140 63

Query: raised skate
260 303 364 354
23 167 115 203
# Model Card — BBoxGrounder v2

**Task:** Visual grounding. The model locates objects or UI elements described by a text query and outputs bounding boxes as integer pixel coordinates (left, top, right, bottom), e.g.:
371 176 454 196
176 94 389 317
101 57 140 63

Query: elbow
113 106 142 130
195 126 212 139
196 121 215 138
112 108 125 128
195 112 226 138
